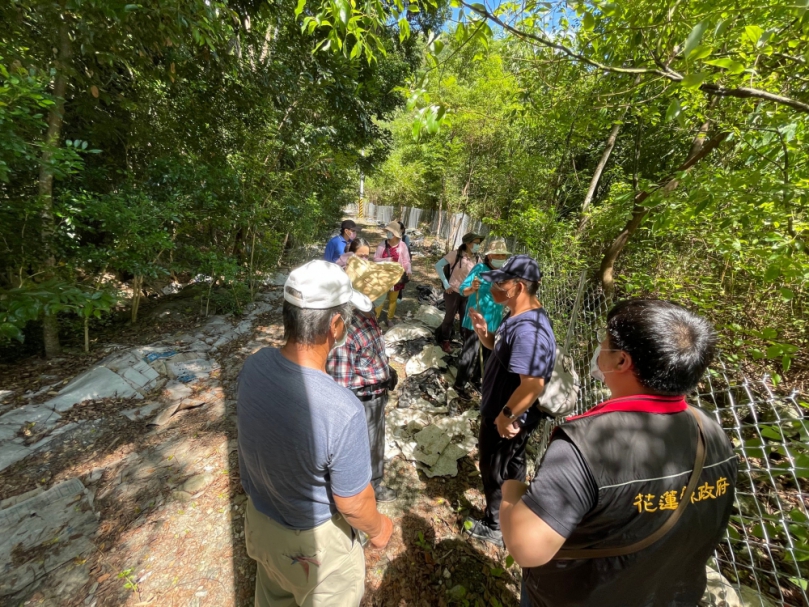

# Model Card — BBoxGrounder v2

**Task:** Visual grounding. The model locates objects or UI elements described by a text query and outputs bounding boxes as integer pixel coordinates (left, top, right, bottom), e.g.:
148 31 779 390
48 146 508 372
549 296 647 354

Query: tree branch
459 0 809 115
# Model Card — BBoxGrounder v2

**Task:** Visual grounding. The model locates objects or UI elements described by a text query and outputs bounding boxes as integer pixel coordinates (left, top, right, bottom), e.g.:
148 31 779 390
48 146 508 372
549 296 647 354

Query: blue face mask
386 231 394 239
471 243 481 253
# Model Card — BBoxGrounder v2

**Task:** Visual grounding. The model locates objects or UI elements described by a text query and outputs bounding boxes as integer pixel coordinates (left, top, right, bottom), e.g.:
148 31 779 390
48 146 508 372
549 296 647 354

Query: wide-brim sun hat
483 238 511 257
284 260 372 312
384 221 402 239
345 256 404 302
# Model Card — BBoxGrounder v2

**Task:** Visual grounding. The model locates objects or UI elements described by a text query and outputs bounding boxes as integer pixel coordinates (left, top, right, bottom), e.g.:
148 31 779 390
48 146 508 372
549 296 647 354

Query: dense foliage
362 0 808 385
0 0 424 355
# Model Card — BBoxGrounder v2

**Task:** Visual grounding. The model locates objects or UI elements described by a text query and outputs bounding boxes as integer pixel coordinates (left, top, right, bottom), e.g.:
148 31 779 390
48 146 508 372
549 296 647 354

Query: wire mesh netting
536 267 809 607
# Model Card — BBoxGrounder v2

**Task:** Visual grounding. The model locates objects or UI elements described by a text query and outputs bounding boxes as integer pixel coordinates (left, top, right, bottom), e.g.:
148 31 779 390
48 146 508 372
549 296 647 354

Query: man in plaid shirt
327 303 397 502
327 253 405 503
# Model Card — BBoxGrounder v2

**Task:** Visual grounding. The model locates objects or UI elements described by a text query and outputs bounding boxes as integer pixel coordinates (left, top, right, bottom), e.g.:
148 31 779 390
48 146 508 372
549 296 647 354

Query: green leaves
664 98 681 122
742 25 764 48
581 12 595 31
683 21 707 59
681 73 706 89
704 57 746 75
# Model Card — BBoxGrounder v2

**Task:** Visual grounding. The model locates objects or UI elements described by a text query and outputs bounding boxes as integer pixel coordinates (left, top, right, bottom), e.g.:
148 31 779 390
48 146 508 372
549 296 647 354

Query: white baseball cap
284 260 372 312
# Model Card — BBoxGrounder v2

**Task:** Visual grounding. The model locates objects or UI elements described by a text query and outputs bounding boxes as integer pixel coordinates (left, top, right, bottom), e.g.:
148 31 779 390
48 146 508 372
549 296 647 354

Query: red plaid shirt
326 311 390 396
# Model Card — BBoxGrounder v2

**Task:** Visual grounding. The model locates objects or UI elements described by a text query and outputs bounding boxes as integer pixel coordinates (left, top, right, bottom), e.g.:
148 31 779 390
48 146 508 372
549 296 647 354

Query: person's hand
468 307 487 336
470 277 481 292
369 515 393 549
496 413 521 440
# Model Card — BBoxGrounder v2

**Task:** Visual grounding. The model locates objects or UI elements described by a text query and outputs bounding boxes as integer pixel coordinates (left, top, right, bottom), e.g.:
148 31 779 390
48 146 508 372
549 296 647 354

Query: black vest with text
524 395 737 607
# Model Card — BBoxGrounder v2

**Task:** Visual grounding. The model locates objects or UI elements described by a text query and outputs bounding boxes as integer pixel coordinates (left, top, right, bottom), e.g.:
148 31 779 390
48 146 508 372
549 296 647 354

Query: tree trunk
276 232 290 267
131 275 143 323
577 120 624 233
598 129 728 294
39 15 71 358
38 18 70 358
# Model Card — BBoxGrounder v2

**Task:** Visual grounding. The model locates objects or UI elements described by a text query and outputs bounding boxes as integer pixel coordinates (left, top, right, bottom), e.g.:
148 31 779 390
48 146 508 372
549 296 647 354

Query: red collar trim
566 394 687 422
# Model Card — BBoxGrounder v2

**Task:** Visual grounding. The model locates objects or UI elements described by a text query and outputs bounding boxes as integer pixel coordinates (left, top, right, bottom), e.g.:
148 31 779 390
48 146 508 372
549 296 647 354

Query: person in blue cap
463 254 557 548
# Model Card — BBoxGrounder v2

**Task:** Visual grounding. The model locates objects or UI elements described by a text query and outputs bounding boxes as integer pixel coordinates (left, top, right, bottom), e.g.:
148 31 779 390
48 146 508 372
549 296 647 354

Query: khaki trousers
245 498 365 607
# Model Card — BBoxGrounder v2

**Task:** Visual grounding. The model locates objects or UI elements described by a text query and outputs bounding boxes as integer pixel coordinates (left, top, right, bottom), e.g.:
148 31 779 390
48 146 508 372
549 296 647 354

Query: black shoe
374 485 398 503
454 385 476 401
464 518 504 548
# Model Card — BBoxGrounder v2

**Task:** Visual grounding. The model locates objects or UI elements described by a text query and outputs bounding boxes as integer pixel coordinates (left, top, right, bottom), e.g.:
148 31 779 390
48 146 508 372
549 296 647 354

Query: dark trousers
361 390 388 488
454 329 489 389
479 414 540 530
437 291 467 342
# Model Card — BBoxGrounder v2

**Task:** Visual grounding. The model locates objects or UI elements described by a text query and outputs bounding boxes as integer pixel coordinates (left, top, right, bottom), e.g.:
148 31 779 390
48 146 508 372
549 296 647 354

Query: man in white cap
237 260 393 607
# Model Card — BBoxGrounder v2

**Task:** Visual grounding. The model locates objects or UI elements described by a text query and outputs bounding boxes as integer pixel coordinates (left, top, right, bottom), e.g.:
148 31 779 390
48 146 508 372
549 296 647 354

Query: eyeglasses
491 281 511 293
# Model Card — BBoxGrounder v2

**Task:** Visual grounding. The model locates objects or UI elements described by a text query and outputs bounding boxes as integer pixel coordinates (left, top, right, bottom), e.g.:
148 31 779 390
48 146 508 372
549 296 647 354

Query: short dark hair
516 278 539 296
348 237 370 253
282 290 352 346
606 299 717 395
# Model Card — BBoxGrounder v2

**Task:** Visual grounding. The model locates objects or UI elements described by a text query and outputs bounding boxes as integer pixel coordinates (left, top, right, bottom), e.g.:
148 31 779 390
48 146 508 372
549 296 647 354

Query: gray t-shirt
237 347 372 529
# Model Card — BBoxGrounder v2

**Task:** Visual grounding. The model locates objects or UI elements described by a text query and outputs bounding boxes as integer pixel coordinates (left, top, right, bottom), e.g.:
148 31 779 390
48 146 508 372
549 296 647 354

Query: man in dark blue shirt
465 255 556 548
324 219 357 263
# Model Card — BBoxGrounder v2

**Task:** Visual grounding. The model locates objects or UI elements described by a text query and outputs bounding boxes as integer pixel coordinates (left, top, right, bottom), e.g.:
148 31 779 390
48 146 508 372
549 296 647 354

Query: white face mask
332 315 349 350
490 259 505 268
590 346 606 382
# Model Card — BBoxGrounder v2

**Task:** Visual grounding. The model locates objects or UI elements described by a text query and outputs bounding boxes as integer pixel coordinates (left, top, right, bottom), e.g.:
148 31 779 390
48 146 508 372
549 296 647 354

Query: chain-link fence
535 267 809 607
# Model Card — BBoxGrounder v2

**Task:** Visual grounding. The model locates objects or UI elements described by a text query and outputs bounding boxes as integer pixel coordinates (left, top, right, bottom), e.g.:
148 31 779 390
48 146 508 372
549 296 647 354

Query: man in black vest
500 299 737 607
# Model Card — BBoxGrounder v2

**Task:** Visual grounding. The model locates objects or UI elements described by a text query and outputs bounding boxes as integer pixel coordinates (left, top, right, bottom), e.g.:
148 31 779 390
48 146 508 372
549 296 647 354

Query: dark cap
461 232 483 245
480 254 542 283
341 220 357 232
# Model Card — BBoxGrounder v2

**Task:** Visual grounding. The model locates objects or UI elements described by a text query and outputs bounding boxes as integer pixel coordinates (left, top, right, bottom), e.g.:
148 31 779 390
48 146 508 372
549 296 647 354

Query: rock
405 345 447 376
162 381 193 403
171 490 193 503
738 586 778 607
149 402 181 426
0 487 45 510
0 478 96 598
182 473 215 494
86 468 104 484
167 358 218 383
413 425 451 466
120 401 162 422
700 566 742 606
415 305 444 329
424 443 467 478
266 273 288 286
384 323 432 344
43 366 142 413
0 390 13 403
443 568 451 579
0 440 33 472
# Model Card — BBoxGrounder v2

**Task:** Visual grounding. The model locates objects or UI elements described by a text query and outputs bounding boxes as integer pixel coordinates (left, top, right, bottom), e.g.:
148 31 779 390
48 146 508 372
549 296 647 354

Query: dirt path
0 217 520 607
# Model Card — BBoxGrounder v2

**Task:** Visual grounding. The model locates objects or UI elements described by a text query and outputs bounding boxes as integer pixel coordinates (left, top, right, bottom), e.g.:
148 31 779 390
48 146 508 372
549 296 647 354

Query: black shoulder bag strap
554 405 706 560
444 250 462 280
